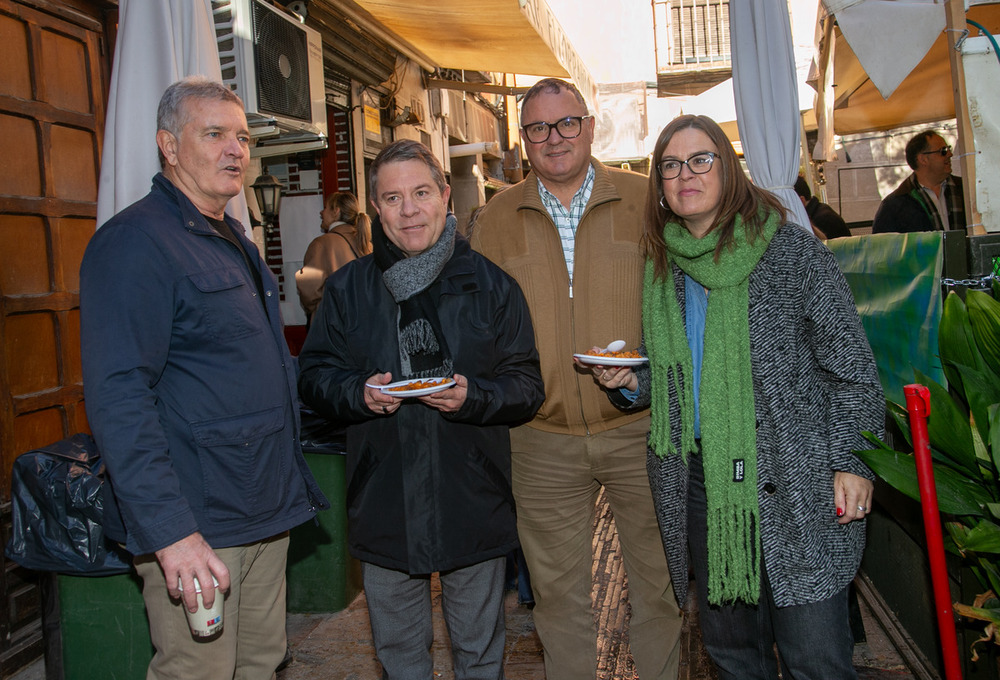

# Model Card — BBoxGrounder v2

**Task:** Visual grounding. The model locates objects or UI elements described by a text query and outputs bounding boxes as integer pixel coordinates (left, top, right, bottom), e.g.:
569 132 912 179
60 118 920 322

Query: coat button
763 482 776 494
265 290 272 297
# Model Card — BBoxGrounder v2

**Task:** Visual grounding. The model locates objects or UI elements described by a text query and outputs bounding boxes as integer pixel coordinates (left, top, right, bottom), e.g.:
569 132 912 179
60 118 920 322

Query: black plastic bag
5 433 131 575
299 403 347 455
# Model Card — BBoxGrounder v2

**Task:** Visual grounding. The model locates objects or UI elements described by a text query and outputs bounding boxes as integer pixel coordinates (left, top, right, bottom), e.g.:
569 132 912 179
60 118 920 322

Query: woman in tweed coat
591 115 883 679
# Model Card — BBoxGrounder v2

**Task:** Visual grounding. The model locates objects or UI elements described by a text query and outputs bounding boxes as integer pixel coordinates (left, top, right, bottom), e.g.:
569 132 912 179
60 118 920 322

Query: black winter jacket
872 173 966 234
298 236 544 574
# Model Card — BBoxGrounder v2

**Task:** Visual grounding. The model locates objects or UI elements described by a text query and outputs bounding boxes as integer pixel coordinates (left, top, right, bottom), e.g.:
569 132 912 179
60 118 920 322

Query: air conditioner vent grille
251 1 311 122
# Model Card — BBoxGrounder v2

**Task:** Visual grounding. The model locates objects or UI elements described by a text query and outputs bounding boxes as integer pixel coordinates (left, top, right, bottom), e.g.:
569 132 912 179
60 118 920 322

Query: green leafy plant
857 287 1000 659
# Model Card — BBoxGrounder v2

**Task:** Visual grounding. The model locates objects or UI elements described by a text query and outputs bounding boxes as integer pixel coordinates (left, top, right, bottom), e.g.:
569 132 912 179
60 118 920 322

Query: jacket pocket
190 406 289 522
187 268 263 341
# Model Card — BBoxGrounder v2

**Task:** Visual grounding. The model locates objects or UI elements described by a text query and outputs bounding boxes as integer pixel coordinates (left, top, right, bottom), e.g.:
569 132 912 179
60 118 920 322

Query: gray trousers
362 557 507 680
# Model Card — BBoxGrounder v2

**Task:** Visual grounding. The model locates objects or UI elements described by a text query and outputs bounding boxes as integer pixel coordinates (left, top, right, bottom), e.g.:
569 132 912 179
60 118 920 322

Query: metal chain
942 274 997 289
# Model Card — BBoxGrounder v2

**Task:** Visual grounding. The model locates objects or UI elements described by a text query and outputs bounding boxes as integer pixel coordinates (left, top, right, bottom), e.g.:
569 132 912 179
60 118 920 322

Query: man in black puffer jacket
299 139 544 680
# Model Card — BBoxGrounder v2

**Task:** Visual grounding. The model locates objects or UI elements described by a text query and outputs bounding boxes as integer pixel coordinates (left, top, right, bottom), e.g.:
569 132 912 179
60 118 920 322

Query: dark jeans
506 548 534 605
687 453 857 680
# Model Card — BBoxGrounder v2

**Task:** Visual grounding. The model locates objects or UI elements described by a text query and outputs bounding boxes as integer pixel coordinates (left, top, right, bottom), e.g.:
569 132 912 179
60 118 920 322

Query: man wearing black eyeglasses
872 130 967 234
470 78 682 680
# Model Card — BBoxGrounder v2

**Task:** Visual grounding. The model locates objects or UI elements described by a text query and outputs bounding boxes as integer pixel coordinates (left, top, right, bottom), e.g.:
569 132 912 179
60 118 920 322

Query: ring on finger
857 505 866 513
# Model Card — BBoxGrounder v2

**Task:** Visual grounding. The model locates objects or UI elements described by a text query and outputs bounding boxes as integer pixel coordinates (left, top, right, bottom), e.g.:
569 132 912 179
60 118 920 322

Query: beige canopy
827 2 1000 135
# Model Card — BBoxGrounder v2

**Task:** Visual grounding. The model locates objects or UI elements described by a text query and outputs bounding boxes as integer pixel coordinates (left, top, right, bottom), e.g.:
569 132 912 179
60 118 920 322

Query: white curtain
96 0 250 230
730 0 811 233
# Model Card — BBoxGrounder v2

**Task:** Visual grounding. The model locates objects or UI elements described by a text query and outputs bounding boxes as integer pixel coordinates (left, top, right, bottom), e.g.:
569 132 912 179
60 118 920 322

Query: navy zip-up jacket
81 174 328 555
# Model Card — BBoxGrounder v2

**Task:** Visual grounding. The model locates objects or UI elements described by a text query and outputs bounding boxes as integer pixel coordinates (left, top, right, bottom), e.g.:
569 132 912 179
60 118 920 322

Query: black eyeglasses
656 152 718 180
920 145 952 157
521 116 592 144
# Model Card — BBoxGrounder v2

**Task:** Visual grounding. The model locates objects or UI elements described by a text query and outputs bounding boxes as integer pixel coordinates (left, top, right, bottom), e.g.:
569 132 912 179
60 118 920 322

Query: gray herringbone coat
616 224 884 608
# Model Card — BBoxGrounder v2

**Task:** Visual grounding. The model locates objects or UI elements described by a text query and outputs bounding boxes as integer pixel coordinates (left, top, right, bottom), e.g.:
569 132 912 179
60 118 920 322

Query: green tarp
827 232 945 406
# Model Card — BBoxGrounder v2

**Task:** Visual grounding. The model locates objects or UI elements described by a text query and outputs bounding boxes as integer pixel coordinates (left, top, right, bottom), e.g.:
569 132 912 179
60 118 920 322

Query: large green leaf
948 361 1000 458
991 404 1000 480
979 557 1000 597
968 290 1000 379
861 430 896 452
857 448 990 516
886 400 913 449
956 519 1000 555
947 521 974 557
940 291 981 395
953 602 1000 627
915 368 979 477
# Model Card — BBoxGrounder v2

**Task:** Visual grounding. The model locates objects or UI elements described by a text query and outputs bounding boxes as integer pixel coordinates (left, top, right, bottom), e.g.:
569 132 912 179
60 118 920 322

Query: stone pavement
276 488 917 680
9 489 919 680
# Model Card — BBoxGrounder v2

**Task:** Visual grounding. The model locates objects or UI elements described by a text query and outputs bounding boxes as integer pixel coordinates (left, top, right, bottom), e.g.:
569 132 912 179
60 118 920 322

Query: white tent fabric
828 0 944 99
730 0 812 233
808 15 838 162
95 0 251 230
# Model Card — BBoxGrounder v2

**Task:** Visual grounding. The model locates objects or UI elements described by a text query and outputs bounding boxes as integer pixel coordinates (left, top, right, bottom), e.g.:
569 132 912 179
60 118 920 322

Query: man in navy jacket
80 77 327 680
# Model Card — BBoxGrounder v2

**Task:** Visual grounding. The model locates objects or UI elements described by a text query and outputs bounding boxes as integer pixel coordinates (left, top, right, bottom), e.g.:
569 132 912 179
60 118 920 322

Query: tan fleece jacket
471 159 649 436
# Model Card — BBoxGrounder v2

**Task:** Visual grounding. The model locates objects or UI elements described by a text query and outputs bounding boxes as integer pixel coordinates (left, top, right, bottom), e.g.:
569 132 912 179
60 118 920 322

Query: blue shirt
621 273 707 426
684 274 708 439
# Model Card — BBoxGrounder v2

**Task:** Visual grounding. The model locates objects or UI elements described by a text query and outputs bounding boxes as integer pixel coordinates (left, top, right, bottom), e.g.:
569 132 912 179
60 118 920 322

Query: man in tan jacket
471 78 682 680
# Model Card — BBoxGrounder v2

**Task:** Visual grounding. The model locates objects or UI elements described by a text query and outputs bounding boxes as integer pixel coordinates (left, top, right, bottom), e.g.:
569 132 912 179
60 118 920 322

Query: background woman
295 191 372 319
596 114 884 679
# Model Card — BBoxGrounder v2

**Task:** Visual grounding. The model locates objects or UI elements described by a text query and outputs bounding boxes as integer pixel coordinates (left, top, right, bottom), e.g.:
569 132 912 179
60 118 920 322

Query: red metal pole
904 383 963 680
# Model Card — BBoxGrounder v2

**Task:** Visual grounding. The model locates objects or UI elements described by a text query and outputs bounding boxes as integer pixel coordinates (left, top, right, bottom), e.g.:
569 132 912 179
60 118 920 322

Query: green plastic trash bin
58 571 152 680
286 451 361 613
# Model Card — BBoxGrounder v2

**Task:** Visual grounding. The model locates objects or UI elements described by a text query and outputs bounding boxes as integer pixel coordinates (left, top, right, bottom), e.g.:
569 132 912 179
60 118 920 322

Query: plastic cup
179 576 224 638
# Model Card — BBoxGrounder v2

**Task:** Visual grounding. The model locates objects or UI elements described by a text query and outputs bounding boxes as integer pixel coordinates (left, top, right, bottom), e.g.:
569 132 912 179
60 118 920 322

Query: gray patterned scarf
373 214 456 379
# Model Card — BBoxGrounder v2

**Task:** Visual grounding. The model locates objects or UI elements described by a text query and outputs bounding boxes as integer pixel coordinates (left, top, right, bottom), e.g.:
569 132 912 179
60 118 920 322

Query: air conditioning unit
213 0 328 149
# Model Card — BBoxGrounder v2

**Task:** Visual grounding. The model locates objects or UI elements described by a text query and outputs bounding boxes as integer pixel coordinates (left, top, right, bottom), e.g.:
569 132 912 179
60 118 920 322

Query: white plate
573 353 648 367
365 377 456 397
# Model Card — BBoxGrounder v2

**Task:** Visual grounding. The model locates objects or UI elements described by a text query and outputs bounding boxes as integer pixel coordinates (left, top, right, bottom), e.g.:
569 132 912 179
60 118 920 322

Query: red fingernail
836 507 844 517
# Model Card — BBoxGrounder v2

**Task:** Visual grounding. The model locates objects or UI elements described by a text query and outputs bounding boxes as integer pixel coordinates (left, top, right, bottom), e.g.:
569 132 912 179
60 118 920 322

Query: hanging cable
966 19 1000 67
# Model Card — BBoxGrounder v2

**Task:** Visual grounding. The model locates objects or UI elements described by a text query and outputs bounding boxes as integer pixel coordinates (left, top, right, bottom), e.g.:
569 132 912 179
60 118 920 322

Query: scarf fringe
706 506 761 606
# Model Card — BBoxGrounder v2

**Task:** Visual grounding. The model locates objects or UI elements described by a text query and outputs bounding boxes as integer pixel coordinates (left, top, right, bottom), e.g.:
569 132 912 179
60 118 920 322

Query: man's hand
418 374 469 413
155 532 230 612
364 372 402 416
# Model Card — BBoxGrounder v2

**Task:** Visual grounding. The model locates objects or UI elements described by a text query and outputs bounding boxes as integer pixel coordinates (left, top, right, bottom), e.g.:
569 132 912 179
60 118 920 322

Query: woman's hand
573 347 639 392
834 471 873 524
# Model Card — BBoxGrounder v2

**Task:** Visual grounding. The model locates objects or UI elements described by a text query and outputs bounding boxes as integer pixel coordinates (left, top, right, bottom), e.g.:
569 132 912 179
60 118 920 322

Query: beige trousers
134 532 289 680
511 418 683 680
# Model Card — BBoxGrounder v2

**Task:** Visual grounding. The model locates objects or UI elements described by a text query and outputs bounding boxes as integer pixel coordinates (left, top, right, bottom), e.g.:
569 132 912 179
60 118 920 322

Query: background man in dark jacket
80 77 328 679
794 175 852 239
298 139 544 679
872 130 967 233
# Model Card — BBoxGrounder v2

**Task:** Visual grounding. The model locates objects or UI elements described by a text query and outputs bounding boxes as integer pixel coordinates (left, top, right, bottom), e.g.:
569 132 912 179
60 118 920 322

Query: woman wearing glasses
593 115 883 679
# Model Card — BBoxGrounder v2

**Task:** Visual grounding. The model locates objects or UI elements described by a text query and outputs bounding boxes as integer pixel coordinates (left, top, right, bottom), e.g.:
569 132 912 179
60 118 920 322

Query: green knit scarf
643 210 780 605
